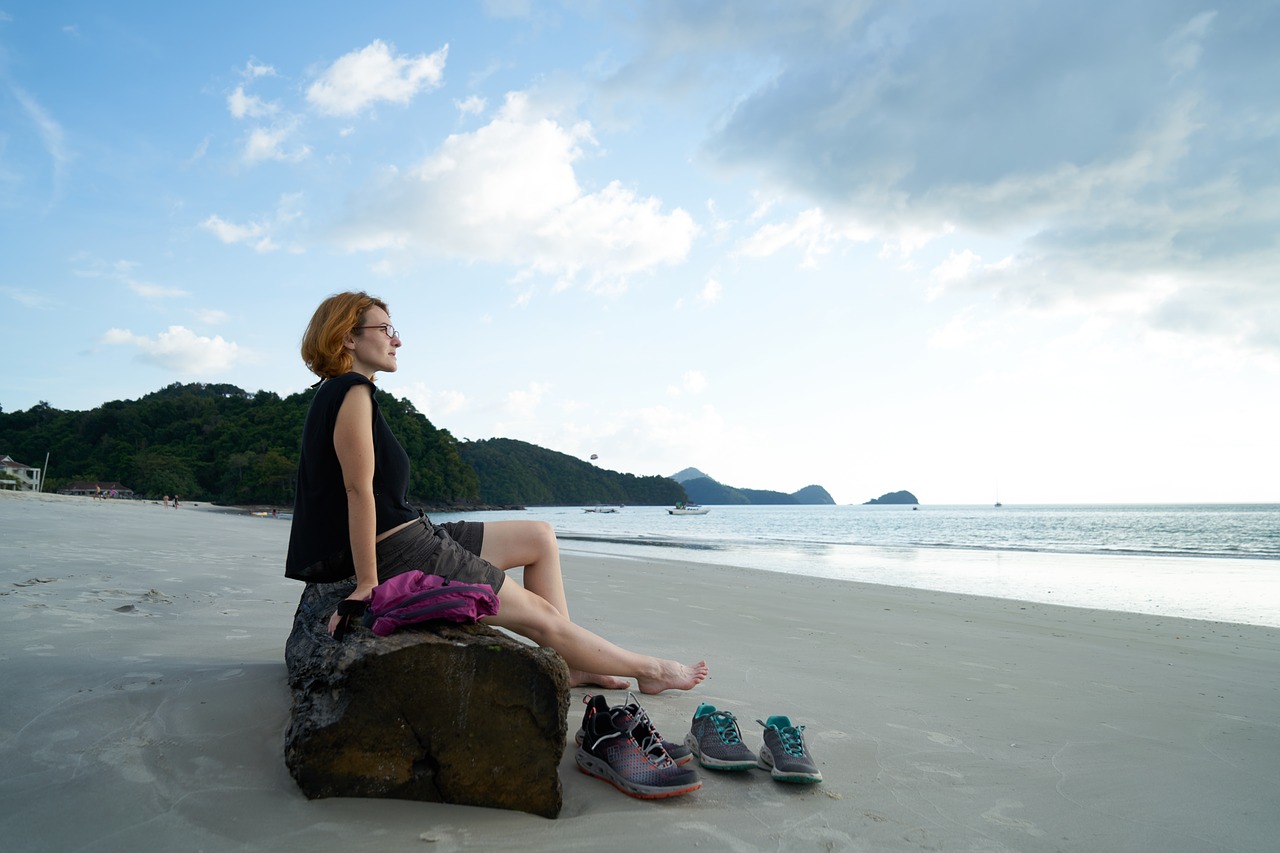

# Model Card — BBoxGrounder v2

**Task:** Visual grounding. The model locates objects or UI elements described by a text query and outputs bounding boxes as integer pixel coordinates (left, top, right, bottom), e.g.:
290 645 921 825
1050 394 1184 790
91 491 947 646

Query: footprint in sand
886 722 967 749
981 799 1046 837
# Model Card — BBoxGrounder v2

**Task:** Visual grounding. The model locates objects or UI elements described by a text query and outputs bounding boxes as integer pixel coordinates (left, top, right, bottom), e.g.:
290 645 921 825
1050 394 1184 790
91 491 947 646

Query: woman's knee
482 519 558 568
528 520 557 555
492 582 565 641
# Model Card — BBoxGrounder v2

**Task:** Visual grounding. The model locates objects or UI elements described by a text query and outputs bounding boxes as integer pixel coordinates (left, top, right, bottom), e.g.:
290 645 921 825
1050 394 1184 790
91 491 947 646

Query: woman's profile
284 291 707 694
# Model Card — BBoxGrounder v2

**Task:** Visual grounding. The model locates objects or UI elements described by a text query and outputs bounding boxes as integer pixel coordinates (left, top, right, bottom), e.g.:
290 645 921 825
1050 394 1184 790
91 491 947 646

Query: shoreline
9 491 1278 629
3 491 1279 851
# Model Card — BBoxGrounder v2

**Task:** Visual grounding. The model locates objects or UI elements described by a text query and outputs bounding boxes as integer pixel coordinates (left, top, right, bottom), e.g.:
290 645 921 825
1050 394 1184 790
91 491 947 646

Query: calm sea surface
431 503 1280 627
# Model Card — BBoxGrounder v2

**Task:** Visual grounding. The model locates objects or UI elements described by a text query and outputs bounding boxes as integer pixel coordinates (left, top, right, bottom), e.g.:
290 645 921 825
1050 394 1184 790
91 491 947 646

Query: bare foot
570 671 631 690
636 659 708 695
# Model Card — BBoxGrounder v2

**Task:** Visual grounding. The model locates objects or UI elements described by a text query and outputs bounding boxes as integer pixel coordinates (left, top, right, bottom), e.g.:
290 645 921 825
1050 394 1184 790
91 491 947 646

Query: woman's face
347 305 401 376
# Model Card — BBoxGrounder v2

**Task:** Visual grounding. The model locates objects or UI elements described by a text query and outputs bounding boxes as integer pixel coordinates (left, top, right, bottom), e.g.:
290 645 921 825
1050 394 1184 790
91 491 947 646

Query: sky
2 1 1278 505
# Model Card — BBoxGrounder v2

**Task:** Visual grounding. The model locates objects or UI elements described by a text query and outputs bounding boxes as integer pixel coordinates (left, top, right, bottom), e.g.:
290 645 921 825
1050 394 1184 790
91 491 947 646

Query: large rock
283 580 569 818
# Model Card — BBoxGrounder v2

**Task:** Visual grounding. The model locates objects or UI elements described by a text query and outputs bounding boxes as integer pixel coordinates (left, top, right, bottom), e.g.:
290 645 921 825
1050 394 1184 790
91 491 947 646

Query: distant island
863 490 919 505
670 467 835 505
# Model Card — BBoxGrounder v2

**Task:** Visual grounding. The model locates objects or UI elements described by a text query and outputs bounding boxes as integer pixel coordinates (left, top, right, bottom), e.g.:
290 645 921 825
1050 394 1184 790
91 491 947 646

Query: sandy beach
2 491 1277 853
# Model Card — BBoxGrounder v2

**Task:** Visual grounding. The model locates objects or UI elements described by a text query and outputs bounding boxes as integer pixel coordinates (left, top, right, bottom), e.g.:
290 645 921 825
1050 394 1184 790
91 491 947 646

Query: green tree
130 450 199 497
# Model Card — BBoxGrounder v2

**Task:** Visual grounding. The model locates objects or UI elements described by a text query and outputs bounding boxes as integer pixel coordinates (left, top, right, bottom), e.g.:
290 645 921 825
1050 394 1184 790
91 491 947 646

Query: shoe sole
684 732 757 770
758 746 823 783
575 749 701 799
576 728 694 765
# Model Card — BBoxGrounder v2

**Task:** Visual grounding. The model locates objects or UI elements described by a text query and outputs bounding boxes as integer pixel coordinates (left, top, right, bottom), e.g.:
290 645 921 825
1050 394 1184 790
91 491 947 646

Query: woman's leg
487 579 708 695
479 520 569 616
480 519 631 690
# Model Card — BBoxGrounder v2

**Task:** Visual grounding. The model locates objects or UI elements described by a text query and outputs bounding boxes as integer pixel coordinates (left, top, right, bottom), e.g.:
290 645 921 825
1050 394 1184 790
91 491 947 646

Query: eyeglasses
354 324 400 340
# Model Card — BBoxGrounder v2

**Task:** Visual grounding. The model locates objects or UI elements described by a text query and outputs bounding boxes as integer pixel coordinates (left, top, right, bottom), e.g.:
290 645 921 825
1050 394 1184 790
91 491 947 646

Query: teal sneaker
757 716 823 783
684 704 757 770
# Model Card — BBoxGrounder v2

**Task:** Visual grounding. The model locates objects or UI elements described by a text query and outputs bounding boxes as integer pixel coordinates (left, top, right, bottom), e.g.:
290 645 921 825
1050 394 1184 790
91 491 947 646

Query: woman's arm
328 383 379 634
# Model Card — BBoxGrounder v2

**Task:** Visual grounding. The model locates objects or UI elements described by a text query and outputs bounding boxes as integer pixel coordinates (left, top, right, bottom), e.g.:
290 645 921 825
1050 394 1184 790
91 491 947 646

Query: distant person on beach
284 291 706 694
163 495 169 508
173 495 180 509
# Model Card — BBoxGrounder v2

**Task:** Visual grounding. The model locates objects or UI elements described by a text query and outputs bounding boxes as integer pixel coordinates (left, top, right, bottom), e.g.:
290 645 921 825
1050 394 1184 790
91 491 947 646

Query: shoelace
622 691 674 762
710 710 744 744
611 708 675 768
584 693 676 768
757 719 809 758
778 724 808 757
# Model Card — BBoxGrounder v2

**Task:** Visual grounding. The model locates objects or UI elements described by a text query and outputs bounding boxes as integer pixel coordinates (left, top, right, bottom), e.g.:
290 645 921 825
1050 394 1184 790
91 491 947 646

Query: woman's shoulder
310 372 375 409
318 371 374 393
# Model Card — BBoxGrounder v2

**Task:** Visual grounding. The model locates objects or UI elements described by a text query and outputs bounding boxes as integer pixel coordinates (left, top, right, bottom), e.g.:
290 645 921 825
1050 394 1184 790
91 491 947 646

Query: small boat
583 505 619 513
668 504 709 515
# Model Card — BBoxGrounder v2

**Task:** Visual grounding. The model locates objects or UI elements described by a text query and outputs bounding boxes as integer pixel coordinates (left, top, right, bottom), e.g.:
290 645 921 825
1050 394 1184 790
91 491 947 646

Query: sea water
430 504 1280 627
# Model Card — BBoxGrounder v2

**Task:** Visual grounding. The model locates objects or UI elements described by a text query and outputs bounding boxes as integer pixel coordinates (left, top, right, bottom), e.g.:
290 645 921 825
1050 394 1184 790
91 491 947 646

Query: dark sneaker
756 715 823 783
683 703 757 770
576 704 701 799
574 693 693 766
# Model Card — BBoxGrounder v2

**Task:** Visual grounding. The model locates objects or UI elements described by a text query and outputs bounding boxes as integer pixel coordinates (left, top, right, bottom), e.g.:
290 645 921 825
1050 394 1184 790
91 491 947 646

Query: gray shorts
376 518 503 593
435 519 484 556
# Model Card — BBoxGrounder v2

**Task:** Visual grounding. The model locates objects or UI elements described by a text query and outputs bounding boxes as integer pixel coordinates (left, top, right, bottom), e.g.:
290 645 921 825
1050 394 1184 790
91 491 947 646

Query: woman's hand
328 584 376 638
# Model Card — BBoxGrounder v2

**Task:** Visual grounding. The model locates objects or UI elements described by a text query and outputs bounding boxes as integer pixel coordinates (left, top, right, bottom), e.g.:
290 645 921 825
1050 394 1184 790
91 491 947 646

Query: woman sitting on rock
284 291 707 694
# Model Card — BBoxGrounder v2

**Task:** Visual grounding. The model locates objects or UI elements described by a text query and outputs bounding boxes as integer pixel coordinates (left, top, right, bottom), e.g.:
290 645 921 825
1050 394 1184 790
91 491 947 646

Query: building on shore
0 455 43 492
58 481 136 499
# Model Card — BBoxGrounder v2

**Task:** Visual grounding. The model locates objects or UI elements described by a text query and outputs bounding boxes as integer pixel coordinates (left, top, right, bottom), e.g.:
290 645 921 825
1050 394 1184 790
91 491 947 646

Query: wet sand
2 491 1277 852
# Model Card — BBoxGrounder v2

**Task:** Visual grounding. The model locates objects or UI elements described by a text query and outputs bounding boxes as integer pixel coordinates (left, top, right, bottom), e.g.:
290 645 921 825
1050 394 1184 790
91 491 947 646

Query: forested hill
680 475 835 506
460 438 683 506
0 383 683 508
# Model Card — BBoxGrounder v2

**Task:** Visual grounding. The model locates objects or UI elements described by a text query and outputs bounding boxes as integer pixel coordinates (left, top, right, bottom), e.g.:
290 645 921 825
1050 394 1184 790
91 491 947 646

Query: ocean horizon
431 503 1280 628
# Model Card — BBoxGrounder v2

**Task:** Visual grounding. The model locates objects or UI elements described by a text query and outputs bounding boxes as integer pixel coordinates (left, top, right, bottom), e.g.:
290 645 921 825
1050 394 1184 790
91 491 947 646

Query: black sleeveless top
285 372 419 582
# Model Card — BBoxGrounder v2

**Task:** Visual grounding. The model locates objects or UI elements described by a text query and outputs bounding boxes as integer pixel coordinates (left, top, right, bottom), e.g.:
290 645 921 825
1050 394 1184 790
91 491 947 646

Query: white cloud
69 257 189 299
396 381 469 421
227 85 279 119
456 95 486 116
127 280 188 299
669 2 1280 352
334 92 697 294
100 326 242 373
243 59 276 78
194 308 229 325
736 208 876 267
0 286 54 309
201 195 303 253
183 136 209 168
927 249 982 299
504 381 551 417
242 120 310 164
667 370 707 396
307 40 448 117
699 277 723 305
201 214 276 252
1164 11 1216 76
11 84 70 203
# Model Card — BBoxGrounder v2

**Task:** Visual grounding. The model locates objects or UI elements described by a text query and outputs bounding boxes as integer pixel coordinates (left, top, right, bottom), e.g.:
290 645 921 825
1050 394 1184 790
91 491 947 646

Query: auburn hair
300 291 389 380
